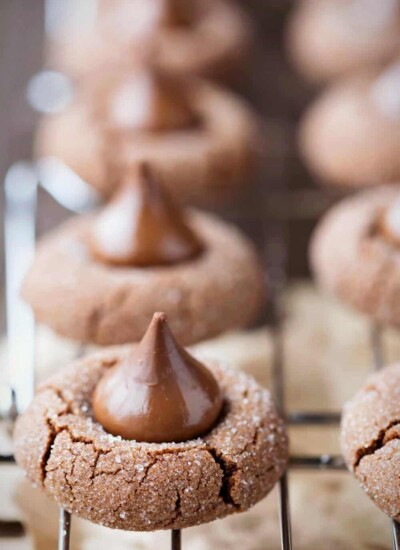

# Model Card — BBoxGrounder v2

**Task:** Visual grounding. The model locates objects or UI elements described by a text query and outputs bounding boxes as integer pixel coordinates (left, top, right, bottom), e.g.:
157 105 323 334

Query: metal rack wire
270 311 400 549
264 192 400 549
1 2 400 549
2 170 400 549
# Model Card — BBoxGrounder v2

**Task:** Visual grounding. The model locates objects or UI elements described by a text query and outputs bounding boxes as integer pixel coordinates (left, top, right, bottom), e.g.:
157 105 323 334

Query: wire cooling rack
2 166 400 550
0 5 399 547
267 212 400 549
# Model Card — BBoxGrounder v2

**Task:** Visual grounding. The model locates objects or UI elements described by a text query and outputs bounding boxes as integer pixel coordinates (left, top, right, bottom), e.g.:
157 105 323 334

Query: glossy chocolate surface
88 163 203 267
92 312 223 442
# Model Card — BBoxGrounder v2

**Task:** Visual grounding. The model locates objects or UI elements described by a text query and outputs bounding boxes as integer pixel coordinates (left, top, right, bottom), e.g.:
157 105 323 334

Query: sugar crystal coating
22 209 265 346
342 363 400 519
14 346 288 531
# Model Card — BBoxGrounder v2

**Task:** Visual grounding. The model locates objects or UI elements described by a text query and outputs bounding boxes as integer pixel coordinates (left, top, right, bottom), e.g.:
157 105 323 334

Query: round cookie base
21 210 266 346
299 74 400 189
14 347 288 531
34 80 262 205
310 186 400 330
342 363 400 520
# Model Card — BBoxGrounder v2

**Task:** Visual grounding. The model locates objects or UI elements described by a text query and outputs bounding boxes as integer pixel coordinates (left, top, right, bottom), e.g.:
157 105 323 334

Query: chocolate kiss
88 163 203 267
379 200 400 247
92 312 224 442
107 68 197 132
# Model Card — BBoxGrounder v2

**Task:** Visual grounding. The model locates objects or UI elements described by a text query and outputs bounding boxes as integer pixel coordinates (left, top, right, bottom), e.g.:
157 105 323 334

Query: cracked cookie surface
341 363 400 519
14 346 288 531
21 210 265 346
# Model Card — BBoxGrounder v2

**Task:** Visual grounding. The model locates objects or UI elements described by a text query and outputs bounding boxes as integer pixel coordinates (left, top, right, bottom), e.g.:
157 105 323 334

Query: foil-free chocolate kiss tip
87 162 203 267
92 312 224 442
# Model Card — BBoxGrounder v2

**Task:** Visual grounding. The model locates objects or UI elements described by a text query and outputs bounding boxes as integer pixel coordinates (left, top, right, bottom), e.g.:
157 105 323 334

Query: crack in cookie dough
14 348 288 531
206 447 239 508
40 418 57 484
341 364 400 520
354 419 400 470
36 388 77 485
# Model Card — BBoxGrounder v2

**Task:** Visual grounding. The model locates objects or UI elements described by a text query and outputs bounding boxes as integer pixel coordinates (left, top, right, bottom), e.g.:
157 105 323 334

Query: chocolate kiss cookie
13 318 288 531
311 186 400 328
22 164 265 346
286 0 400 84
341 363 400 519
87 163 203 267
300 64 400 188
49 0 253 84
35 65 260 203
92 313 224 443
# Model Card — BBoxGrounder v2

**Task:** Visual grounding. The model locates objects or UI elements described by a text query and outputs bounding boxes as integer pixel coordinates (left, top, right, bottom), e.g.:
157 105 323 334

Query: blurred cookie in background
286 0 400 85
299 61 400 189
310 186 400 330
47 0 254 85
35 64 262 204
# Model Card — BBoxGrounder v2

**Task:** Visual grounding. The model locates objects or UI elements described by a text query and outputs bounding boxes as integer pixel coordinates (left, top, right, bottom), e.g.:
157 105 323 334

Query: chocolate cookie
300 66 400 188
22 209 265 346
341 363 400 519
35 78 261 203
287 0 400 84
310 186 400 328
14 347 288 531
49 0 253 84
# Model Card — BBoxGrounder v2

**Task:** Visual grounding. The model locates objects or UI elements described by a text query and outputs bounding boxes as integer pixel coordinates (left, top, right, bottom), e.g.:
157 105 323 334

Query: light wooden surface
3 282 398 549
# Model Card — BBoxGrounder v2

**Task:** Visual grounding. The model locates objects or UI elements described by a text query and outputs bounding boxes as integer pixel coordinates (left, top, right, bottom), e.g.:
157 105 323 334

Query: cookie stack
13 0 289 536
